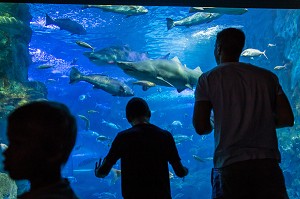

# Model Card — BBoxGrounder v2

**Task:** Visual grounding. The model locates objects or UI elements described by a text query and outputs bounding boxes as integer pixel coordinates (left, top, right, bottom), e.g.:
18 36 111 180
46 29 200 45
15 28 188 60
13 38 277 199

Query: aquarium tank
0 2 299 199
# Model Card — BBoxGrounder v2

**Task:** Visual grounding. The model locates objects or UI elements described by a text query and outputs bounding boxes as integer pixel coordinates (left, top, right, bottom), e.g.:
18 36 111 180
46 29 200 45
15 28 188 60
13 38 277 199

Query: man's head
4 101 77 180
214 28 245 64
126 97 151 124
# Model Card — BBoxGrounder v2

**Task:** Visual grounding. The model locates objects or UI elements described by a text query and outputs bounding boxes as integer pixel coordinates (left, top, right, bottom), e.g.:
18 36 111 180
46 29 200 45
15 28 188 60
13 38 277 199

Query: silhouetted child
3 101 79 199
95 97 188 199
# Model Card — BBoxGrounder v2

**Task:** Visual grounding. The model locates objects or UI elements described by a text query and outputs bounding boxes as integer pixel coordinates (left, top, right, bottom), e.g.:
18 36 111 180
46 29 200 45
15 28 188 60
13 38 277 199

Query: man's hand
95 158 102 176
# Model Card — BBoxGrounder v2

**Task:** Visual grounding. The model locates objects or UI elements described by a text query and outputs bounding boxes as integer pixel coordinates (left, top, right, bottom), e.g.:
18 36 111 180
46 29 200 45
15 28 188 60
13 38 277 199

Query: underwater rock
0 3 47 119
0 172 17 199
274 10 300 91
0 3 32 82
0 80 47 119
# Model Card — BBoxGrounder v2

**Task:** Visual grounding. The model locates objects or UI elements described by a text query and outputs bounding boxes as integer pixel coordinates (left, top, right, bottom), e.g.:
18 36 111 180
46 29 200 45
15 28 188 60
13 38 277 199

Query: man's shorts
211 159 289 199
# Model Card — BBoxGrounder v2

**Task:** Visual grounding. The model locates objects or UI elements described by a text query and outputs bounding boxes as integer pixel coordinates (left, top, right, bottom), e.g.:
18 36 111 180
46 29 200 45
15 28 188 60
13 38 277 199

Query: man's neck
219 55 239 64
131 118 150 126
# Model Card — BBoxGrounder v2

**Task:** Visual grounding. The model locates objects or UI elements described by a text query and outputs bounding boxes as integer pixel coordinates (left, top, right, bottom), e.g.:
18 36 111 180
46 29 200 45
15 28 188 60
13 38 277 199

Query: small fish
78 114 90 131
174 193 185 199
93 192 117 199
173 134 193 144
241 48 268 59
61 75 69 78
132 80 156 91
78 94 87 101
267 43 276 47
46 79 56 83
87 110 99 114
102 119 120 130
79 130 100 138
274 64 288 70
171 120 183 128
37 64 53 69
96 135 111 142
193 155 213 162
192 155 205 162
76 40 95 51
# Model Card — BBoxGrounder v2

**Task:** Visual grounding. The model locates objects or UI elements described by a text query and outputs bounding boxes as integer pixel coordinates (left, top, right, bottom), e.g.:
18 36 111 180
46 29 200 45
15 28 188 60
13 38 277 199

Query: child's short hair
7 101 77 165
126 97 151 122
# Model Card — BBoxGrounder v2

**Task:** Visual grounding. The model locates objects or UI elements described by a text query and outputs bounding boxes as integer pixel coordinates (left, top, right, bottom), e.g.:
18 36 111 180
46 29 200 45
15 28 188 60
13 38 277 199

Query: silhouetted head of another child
126 97 151 123
3 101 77 181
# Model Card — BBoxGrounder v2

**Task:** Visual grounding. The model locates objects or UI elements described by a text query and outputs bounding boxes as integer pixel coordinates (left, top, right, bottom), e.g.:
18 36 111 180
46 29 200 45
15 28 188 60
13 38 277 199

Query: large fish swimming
83 46 149 66
116 57 203 93
241 48 268 59
69 67 134 97
189 7 248 15
45 14 86 35
82 5 148 17
166 13 222 30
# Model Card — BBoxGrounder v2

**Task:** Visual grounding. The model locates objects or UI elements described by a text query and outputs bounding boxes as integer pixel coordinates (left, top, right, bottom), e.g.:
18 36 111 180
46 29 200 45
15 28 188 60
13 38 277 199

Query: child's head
3 101 77 180
126 97 151 123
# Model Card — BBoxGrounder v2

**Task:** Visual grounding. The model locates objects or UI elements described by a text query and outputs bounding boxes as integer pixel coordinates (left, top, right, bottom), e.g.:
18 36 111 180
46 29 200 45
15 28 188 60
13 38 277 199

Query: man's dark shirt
98 123 182 199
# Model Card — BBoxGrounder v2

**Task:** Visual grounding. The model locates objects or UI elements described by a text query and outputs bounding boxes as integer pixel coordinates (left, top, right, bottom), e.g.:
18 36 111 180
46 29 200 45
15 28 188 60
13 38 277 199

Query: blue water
9 4 300 199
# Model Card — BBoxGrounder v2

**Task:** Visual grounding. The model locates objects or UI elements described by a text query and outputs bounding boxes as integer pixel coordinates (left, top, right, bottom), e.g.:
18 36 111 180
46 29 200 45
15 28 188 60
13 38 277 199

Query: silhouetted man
95 97 188 199
193 28 294 199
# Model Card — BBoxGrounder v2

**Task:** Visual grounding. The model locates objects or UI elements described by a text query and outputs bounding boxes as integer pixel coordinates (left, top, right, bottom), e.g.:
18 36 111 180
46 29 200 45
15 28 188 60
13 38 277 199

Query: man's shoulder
204 62 276 76
201 63 231 77
148 124 171 135
117 124 172 137
117 128 133 136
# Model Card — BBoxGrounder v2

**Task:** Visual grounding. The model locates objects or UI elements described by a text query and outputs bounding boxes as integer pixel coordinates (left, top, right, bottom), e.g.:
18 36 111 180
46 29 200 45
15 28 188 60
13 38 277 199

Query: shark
83 45 149 66
82 5 148 17
83 45 170 66
116 57 203 93
166 12 222 30
45 14 86 35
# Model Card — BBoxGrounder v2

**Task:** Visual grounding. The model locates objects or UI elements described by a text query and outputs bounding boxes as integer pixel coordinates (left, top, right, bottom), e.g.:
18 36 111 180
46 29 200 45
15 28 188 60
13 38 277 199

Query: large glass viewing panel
0 3 299 199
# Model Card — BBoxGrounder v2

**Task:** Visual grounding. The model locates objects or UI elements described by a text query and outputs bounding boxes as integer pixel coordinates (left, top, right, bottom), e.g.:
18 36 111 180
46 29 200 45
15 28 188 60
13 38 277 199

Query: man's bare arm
193 101 213 135
275 93 294 128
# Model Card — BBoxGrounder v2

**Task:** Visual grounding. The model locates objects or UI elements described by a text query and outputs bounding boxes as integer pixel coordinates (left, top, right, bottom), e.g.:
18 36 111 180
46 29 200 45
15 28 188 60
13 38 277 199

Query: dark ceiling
5 0 300 9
